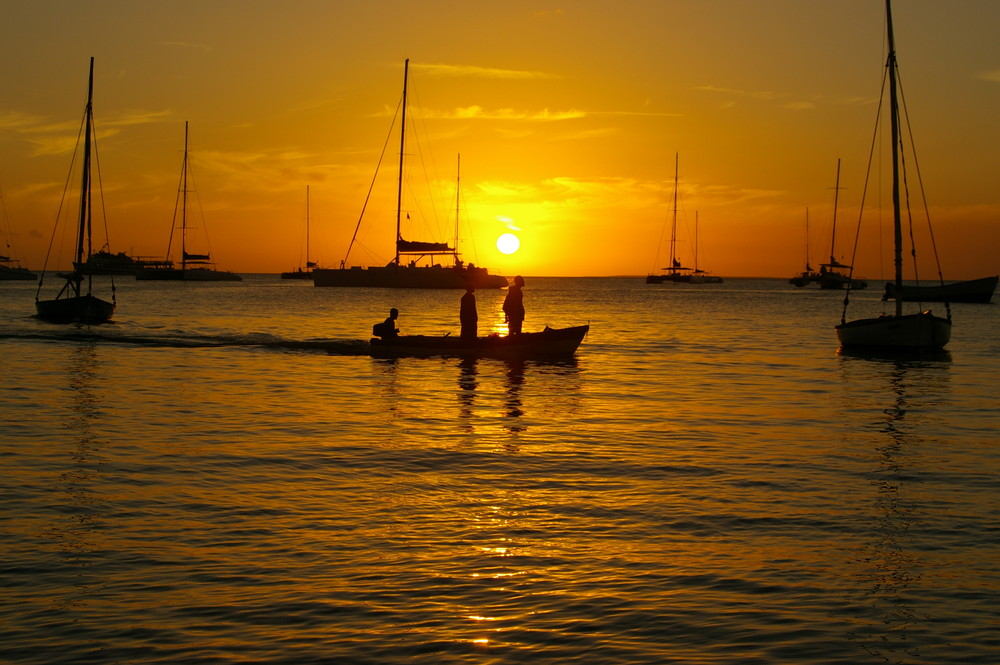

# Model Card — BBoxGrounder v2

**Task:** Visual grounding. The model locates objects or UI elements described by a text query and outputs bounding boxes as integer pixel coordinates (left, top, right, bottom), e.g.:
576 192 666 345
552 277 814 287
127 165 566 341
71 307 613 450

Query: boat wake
0 329 372 356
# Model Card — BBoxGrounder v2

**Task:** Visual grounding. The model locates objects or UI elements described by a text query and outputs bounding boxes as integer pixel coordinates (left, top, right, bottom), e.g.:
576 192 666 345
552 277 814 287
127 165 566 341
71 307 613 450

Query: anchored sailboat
281 186 316 280
313 60 506 290
789 208 820 287
137 122 241 282
35 58 116 324
1 187 37 281
818 159 866 290
647 154 720 284
836 0 951 351
689 212 723 284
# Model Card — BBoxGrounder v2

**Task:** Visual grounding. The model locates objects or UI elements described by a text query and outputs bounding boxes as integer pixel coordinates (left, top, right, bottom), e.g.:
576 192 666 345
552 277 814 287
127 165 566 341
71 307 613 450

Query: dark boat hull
835 311 951 350
315 265 506 289
882 275 997 304
370 325 589 359
136 268 242 281
35 294 115 324
0 266 37 281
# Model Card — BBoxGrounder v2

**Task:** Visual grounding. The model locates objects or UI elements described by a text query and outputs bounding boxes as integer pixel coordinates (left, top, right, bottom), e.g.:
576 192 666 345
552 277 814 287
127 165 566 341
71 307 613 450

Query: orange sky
2 0 998 279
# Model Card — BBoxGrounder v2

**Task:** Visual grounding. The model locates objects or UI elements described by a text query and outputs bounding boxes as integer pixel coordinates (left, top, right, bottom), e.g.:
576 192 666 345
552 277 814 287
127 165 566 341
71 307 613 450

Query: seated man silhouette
373 308 399 339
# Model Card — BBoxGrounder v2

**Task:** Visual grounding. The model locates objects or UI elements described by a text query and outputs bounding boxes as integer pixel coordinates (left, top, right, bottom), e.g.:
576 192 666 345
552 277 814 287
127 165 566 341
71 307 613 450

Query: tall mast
76 57 95 296
454 154 461 252
828 158 841 263
395 59 409 266
181 121 189 271
694 211 699 273
669 153 679 271
305 185 311 268
886 0 903 316
804 208 811 271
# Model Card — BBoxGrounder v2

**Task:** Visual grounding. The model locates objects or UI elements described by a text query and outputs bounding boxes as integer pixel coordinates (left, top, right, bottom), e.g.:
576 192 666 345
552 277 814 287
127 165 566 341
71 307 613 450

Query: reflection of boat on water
281 186 316 280
1 188 37 281
370 324 589 360
35 58 116 324
836 1 951 351
883 275 997 304
313 60 506 290
136 122 242 282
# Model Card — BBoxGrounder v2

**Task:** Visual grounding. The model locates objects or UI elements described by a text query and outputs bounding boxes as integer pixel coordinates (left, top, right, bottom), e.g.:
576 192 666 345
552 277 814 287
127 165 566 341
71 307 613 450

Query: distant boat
647 154 692 284
281 186 316 280
0 254 35 281
136 122 242 282
74 248 172 275
1 187 37 281
312 60 506 290
35 58 116 324
688 211 723 284
817 159 866 291
836 0 951 351
883 275 997 304
370 324 590 360
789 208 820 287
647 155 721 285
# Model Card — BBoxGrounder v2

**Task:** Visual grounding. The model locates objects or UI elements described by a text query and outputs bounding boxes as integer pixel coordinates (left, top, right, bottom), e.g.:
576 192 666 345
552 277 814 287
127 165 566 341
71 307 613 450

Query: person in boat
460 283 478 340
503 275 525 335
373 308 399 340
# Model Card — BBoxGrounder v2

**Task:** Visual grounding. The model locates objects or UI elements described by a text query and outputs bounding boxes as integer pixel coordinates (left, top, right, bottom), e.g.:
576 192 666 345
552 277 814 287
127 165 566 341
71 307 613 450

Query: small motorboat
369 325 589 360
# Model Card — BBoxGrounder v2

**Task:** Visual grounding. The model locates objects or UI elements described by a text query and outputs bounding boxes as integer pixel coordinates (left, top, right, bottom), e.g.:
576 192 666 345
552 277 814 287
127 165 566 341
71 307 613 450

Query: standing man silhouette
460 284 478 340
503 275 525 335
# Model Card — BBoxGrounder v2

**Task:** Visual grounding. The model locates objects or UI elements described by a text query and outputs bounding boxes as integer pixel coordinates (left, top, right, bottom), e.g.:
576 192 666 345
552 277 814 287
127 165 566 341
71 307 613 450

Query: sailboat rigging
789 208 820 287
35 57 116 324
281 186 316 279
689 211 723 284
818 159 866 290
136 122 241 282
647 154 720 284
1 187 37 281
835 0 951 351
313 59 506 289
647 154 687 284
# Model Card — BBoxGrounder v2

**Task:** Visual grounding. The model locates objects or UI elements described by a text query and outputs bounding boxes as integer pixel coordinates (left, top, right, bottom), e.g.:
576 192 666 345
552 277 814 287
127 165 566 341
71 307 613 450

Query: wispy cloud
382 105 585 121
101 110 174 128
697 85 788 102
413 63 555 80
161 41 213 52
2 108 174 157
0 110 45 132
978 69 1000 83
451 106 584 121
699 85 823 111
782 101 817 111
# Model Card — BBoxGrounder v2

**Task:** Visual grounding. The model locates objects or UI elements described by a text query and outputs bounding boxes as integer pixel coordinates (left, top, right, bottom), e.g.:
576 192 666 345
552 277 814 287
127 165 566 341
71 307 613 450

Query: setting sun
496 233 520 255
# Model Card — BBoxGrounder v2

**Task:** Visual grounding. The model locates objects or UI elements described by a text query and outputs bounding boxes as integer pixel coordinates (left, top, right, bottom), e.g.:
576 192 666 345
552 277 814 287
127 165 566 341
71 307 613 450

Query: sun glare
496 233 520 255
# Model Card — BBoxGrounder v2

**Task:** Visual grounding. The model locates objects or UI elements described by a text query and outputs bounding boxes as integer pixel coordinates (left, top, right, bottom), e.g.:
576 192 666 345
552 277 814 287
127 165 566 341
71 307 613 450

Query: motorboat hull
370 325 589 360
882 275 997 304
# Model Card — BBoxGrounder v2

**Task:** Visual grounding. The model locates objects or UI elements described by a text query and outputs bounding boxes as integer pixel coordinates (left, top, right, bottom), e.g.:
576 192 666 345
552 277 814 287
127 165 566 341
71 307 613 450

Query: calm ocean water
1 275 997 664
